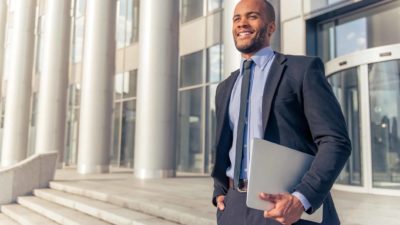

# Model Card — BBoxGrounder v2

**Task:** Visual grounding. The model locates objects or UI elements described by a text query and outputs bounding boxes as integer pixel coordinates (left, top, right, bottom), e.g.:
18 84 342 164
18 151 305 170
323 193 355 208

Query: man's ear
268 22 276 36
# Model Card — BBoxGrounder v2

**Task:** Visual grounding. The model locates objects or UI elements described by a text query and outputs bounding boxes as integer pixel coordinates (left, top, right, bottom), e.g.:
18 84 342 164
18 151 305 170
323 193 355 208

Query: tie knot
243 60 253 70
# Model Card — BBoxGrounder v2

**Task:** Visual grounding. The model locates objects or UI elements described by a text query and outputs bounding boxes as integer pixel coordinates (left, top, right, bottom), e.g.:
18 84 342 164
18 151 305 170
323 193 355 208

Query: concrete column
77 0 116 174
1 0 36 167
35 0 71 166
134 0 179 179
0 0 7 87
223 0 241 78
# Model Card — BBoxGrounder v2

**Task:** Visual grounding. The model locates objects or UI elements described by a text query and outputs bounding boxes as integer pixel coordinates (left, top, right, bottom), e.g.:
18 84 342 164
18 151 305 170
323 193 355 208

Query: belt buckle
237 179 248 193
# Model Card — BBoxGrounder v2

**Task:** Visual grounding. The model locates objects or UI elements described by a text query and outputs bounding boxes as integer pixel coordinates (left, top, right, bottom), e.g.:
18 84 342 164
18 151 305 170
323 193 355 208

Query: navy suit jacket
211 52 351 225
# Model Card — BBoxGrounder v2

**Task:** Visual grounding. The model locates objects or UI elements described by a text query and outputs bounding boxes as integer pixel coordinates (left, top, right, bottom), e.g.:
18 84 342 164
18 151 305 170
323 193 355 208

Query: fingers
259 192 280 203
216 195 225 211
262 193 303 225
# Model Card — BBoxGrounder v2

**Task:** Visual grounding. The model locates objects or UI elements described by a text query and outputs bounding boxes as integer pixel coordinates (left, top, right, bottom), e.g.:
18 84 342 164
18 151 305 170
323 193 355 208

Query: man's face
232 0 274 56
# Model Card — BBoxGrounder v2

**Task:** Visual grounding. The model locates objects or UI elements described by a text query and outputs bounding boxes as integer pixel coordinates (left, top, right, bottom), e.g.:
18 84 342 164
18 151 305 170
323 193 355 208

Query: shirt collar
240 47 275 73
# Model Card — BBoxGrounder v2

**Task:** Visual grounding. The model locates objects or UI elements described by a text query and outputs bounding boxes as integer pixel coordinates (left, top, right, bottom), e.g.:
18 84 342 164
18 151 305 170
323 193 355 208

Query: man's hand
216 195 225 211
259 192 304 225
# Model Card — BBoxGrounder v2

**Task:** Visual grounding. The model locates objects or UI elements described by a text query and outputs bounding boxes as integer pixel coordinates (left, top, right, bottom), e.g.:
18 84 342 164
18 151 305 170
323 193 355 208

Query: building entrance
326 44 400 196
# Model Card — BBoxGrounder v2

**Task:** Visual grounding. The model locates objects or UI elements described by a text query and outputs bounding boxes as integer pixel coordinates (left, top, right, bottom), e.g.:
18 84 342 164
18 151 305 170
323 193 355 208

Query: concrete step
17 196 111 225
0 213 20 225
50 181 216 225
1 204 59 225
34 188 180 225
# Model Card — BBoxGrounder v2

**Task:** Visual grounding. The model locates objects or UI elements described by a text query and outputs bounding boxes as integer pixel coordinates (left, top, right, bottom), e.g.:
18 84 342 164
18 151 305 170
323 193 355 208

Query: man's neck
240 45 271 59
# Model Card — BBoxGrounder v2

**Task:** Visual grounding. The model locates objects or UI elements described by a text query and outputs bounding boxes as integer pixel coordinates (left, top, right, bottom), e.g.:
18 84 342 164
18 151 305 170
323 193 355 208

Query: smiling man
211 0 351 224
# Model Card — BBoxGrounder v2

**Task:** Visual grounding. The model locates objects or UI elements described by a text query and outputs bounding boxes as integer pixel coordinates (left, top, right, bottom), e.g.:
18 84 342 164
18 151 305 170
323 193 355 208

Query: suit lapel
216 70 239 144
262 53 287 132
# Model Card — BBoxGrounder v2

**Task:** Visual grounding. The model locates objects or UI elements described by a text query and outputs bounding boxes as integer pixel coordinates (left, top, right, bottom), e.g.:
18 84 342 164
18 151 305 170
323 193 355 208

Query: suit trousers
216 188 282 225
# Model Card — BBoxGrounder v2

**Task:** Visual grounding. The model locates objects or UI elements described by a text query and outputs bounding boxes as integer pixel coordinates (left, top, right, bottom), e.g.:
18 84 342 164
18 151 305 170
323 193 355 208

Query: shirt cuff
292 191 311 211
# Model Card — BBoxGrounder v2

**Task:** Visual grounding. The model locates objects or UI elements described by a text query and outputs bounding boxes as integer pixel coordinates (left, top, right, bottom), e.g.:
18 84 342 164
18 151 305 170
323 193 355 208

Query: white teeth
238 32 251 37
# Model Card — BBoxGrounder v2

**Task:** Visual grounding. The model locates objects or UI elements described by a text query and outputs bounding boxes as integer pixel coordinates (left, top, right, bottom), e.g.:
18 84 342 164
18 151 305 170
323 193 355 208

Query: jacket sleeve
211 82 229 207
294 57 351 213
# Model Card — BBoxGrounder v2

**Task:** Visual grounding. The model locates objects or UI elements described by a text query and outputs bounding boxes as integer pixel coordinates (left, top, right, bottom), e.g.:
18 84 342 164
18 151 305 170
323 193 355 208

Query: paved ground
55 168 400 225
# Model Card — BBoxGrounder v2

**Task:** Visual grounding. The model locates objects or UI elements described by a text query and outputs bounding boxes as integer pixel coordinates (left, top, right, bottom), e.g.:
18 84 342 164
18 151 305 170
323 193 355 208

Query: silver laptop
246 138 323 223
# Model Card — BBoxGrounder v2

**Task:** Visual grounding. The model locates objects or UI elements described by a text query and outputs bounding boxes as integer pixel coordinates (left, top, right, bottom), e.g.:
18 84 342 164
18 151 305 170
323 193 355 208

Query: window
207 44 223 83
116 0 140 48
178 88 203 172
328 68 362 186
181 0 204 23
369 60 400 189
180 50 204 87
304 0 350 14
317 1 400 62
207 0 223 12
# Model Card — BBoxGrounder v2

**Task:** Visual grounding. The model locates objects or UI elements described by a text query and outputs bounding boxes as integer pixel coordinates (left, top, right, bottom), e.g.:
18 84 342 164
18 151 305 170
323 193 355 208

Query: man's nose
237 18 249 28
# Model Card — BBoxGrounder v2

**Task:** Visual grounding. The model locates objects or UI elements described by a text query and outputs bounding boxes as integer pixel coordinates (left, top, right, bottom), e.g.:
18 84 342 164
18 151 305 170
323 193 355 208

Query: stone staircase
0 179 216 225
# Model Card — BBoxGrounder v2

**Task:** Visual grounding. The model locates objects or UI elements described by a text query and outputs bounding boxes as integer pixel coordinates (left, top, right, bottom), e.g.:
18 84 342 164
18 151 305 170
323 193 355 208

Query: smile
237 30 254 38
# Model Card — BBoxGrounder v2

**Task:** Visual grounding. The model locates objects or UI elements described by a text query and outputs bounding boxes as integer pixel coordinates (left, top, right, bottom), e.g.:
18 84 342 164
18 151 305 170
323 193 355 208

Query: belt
229 178 248 192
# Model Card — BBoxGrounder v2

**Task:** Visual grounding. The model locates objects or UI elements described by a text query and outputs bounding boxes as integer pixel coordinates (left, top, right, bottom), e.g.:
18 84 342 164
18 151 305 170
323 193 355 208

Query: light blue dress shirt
225 47 311 211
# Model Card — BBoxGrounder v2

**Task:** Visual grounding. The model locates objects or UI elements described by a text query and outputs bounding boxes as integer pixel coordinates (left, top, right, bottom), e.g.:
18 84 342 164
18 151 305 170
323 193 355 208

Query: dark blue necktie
233 59 253 189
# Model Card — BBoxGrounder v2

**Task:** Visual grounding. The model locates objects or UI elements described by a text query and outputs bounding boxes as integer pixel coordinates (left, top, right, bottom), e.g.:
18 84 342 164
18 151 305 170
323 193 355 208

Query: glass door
326 44 400 195
328 68 362 186
368 60 400 190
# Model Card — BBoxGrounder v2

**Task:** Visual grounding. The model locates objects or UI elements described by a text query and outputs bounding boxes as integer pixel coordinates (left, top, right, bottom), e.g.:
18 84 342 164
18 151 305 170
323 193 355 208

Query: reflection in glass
208 0 222 12
123 70 137 98
65 106 80 166
120 100 135 168
328 68 362 186
335 18 367 57
317 1 400 62
206 85 217 173
72 17 85 63
369 60 400 189
74 0 86 18
126 0 140 44
207 44 223 83
116 0 127 49
180 51 204 87
318 22 335 62
181 0 204 23
304 0 349 14
111 102 122 166
115 73 124 100
178 88 203 172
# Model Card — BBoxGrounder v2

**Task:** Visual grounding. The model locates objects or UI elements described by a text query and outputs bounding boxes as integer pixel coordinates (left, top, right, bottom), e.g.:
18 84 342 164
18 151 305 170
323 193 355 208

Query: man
211 0 351 224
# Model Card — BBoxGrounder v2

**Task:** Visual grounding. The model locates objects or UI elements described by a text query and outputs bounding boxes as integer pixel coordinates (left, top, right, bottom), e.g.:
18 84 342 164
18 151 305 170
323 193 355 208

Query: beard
234 26 268 54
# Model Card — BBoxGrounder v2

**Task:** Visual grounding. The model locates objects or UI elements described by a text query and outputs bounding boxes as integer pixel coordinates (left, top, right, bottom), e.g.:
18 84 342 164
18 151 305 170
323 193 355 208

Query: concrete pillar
0 0 7 87
77 0 116 174
134 0 179 179
223 0 241 78
1 0 36 167
35 0 71 166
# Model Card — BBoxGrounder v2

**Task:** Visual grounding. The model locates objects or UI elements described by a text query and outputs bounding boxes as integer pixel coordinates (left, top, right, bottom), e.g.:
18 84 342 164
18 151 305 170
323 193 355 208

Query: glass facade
178 44 223 173
65 85 81 166
178 88 203 172
72 0 86 63
116 0 140 49
369 60 400 189
317 0 400 193
208 0 223 12
181 0 204 23
328 68 362 186
180 51 204 88
317 1 400 62
304 0 351 14
112 70 137 168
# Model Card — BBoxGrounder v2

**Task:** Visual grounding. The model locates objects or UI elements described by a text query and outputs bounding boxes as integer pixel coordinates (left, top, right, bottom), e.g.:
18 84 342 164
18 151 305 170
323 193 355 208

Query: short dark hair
262 0 275 22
